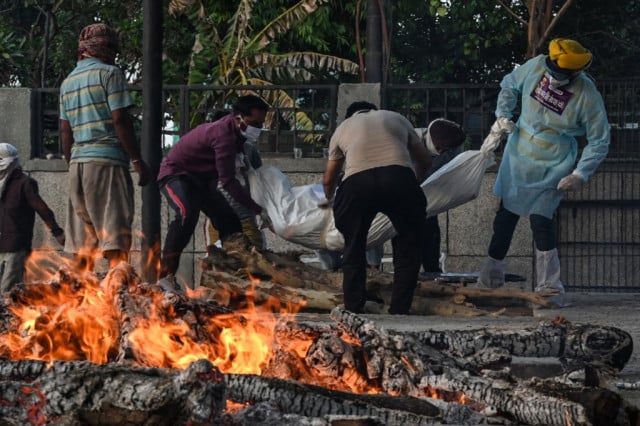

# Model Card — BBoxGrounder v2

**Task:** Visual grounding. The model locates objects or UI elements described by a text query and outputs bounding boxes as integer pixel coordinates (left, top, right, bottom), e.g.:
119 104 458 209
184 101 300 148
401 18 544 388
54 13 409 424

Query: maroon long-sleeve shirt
157 113 262 214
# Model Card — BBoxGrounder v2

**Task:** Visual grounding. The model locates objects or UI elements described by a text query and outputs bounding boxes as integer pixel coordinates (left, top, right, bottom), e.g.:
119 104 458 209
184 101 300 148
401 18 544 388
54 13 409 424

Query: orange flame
2 250 301 376
127 305 280 373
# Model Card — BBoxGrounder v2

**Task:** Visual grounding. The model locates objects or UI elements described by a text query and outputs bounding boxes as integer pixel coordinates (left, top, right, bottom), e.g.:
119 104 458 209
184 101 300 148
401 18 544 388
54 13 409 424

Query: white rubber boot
535 248 566 307
475 256 505 288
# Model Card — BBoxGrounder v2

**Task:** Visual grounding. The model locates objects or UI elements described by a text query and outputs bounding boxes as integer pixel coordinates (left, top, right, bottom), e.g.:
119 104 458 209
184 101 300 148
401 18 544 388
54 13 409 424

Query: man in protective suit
476 38 610 306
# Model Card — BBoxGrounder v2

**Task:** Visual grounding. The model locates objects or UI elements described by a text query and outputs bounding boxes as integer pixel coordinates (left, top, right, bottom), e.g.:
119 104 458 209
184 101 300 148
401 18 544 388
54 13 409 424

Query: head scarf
0 143 18 171
548 38 592 72
78 23 119 65
0 143 19 197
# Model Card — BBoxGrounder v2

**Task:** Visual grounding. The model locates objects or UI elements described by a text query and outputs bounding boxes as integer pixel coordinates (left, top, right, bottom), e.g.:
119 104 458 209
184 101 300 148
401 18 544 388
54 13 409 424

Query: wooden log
329 307 428 395
367 273 553 308
225 373 441 425
304 333 373 393
0 359 226 426
201 269 342 311
420 369 591 426
417 281 556 308
97 263 139 364
411 295 503 317
206 233 341 291
410 319 633 371
329 308 637 425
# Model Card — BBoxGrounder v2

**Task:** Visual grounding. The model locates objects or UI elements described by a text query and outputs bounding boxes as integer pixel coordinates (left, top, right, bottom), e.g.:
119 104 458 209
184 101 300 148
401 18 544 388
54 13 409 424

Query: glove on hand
557 172 584 191
493 116 516 134
257 210 273 230
480 117 516 155
480 132 502 155
317 197 333 209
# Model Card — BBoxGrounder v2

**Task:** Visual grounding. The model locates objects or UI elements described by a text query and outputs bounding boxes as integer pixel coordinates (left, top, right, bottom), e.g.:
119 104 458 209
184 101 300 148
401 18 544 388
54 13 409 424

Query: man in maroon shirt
157 95 268 286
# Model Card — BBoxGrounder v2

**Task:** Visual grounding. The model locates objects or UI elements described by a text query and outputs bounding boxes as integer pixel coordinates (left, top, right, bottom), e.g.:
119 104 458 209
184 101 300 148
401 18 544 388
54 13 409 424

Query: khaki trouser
65 163 134 257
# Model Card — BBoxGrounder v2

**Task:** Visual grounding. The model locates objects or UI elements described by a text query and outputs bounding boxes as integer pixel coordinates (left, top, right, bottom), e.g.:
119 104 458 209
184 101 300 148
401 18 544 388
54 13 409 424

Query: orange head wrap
78 23 119 65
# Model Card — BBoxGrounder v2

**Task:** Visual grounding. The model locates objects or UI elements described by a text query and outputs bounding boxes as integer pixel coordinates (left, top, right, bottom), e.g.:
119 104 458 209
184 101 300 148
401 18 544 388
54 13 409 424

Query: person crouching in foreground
157 95 270 289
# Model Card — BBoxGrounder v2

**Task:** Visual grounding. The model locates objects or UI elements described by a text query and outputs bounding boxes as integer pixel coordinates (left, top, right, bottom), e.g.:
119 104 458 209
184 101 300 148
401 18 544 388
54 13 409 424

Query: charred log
0 358 225 426
530 379 639 426
329 307 431 395
411 318 633 371
225 373 441 425
329 308 636 425
420 370 590 425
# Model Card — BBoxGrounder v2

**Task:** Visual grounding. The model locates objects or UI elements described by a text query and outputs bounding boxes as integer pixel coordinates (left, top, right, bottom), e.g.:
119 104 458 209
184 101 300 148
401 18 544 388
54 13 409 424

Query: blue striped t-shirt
59 58 133 165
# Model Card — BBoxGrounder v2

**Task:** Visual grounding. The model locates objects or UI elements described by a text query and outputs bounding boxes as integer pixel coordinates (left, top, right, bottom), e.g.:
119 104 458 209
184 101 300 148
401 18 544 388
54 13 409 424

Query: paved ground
298 292 640 409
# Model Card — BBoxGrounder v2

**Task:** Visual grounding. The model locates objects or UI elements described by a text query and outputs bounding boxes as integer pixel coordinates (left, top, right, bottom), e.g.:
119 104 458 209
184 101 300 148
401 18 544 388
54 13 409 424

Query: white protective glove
480 116 516 155
557 171 584 191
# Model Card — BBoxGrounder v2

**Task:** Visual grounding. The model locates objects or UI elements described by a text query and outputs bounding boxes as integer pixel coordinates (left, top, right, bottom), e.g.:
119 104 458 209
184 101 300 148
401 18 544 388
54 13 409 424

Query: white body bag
248 150 494 251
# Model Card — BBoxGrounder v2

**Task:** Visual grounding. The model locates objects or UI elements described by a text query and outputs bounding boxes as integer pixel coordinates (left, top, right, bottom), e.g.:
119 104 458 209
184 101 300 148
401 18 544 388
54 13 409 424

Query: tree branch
495 0 527 26
539 0 575 52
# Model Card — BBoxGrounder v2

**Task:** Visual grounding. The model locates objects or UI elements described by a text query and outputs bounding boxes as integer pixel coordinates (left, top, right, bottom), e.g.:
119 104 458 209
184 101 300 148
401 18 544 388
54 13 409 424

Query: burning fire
0 250 302 375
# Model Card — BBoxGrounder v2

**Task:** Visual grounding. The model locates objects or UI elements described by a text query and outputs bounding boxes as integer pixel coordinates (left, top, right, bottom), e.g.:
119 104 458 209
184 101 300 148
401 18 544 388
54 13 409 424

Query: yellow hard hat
548 38 592 71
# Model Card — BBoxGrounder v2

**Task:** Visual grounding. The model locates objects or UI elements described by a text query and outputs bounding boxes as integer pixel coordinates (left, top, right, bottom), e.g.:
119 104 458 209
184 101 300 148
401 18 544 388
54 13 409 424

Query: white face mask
240 117 262 142
0 157 15 171
545 72 570 90
241 125 262 142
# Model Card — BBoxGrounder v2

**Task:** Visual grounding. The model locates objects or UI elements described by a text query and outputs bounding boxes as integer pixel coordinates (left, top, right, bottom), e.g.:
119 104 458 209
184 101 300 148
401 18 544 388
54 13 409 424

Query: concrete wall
0 87 535 289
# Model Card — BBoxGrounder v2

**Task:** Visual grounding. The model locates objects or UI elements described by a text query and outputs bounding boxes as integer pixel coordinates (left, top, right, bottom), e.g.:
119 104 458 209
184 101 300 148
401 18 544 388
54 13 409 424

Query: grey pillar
141 0 163 282
365 0 383 83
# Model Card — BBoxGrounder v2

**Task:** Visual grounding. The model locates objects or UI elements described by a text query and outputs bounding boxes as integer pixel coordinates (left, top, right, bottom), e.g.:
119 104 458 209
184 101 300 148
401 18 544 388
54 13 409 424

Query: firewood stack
0 245 634 425
201 233 562 317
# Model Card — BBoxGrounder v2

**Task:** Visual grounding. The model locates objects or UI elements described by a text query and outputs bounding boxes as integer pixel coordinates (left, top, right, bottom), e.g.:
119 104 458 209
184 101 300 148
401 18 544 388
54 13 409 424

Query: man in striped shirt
59 23 150 272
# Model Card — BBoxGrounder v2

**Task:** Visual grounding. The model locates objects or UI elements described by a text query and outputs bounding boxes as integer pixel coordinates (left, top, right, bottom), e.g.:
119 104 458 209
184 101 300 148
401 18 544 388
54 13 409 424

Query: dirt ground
297 292 640 410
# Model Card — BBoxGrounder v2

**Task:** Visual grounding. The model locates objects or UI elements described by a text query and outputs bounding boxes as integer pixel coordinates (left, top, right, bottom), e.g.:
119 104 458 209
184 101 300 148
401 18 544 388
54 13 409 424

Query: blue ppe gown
494 55 610 219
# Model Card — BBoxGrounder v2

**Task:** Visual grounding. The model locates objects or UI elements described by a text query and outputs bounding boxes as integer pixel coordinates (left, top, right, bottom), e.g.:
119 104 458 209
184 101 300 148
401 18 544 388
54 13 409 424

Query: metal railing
31 81 640 290
33 84 338 159
34 80 640 159
384 80 640 159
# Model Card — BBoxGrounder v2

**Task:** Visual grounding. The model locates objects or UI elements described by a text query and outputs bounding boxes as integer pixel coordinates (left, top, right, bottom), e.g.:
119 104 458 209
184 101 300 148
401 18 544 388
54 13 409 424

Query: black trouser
488 202 556 260
422 215 442 272
160 176 242 277
333 166 427 314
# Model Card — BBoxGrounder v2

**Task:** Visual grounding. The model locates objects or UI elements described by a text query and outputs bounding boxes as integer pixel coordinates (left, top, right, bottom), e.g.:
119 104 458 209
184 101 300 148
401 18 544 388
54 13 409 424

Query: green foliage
167 0 359 137
390 1 528 84
0 24 24 86
0 0 637 90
